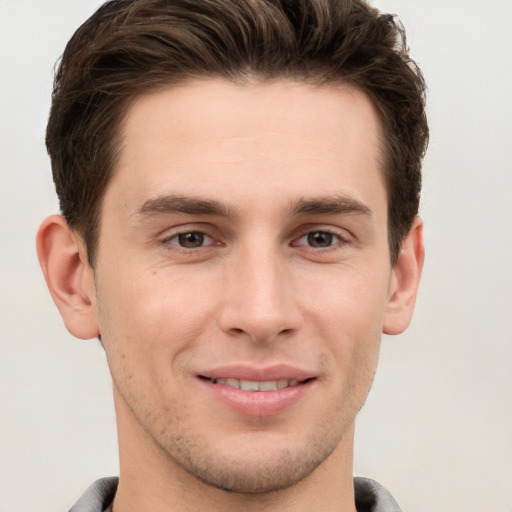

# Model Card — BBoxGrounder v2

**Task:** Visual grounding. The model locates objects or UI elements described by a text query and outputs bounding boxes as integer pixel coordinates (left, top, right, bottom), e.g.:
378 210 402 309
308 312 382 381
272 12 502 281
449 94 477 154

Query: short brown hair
46 0 428 265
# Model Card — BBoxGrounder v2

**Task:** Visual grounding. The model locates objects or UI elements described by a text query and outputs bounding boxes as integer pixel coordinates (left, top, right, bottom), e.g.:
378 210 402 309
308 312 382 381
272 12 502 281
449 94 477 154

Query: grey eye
176 232 207 248
306 231 335 248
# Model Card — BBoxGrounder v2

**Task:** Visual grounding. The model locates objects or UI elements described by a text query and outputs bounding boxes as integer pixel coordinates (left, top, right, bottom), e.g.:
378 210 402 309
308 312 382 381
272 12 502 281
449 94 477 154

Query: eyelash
292 229 350 250
161 227 350 252
162 230 217 250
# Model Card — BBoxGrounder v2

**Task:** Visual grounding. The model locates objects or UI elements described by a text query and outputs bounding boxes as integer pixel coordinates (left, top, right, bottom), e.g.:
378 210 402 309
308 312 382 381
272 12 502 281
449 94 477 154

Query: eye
166 231 214 249
295 230 346 248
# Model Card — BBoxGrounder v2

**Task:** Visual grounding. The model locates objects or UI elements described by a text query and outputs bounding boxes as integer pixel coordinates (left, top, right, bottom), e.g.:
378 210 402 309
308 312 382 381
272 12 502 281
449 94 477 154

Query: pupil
308 231 332 247
179 232 204 248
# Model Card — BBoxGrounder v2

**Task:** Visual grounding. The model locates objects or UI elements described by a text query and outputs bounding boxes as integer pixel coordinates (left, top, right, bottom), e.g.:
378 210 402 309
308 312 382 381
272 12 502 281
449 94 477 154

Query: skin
37 79 424 512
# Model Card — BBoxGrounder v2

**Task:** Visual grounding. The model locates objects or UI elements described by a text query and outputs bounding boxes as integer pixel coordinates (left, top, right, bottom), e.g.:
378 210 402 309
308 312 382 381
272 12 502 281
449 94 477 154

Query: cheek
99 263 213 331
298 263 389 383
95 267 218 382
299 260 392 328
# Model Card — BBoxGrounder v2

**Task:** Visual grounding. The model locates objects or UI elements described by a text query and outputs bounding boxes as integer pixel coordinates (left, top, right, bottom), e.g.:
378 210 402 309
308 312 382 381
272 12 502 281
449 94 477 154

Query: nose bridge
219 238 301 342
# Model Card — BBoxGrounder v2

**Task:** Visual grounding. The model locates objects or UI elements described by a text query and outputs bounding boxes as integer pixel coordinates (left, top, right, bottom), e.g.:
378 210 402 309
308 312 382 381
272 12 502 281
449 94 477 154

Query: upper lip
198 364 315 382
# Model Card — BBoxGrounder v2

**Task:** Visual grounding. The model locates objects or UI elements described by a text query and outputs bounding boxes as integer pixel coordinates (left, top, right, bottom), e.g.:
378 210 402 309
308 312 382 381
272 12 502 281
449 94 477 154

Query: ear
36 215 99 340
383 217 425 335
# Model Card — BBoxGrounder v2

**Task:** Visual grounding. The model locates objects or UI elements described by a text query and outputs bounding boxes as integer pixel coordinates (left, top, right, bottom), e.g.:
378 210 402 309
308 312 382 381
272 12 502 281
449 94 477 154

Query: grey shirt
68 476 403 512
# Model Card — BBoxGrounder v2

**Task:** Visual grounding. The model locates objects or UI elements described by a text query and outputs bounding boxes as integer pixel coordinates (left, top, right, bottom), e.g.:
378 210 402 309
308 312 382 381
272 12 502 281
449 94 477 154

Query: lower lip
200 379 314 418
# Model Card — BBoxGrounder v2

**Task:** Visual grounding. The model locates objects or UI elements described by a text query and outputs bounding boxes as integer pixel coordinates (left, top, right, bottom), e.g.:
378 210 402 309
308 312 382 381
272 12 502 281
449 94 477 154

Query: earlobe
36 215 100 340
383 217 425 335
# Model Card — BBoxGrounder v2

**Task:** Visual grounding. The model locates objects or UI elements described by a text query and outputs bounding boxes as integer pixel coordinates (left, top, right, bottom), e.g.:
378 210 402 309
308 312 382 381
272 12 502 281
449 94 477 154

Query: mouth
197 365 316 416
199 376 314 391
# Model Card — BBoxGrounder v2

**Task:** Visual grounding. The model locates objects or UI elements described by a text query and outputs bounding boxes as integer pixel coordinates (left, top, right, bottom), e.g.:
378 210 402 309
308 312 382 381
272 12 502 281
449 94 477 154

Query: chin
159 427 343 494
183 452 324 494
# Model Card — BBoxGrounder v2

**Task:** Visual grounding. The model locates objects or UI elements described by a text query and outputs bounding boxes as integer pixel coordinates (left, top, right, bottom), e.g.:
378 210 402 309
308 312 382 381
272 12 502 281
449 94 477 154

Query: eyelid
159 222 215 237
159 223 222 248
292 225 351 244
166 231 214 247
288 227 354 264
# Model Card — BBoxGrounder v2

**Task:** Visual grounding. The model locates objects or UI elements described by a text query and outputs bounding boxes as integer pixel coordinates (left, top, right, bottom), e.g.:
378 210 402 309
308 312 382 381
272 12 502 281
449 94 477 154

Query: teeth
240 380 259 391
226 378 239 388
259 381 278 391
213 378 301 391
277 379 288 389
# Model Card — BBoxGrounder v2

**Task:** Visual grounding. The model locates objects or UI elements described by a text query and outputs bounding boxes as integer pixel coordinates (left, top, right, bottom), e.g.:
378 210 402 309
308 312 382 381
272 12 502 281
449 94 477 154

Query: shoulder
354 477 403 512
68 477 118 512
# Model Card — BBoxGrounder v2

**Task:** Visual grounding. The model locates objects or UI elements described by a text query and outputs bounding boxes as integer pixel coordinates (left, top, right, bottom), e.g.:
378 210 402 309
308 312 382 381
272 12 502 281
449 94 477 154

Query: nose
217 244 303 344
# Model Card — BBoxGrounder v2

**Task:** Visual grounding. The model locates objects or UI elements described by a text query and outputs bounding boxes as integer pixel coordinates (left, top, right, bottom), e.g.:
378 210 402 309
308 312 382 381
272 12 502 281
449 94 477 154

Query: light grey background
1 1 511 511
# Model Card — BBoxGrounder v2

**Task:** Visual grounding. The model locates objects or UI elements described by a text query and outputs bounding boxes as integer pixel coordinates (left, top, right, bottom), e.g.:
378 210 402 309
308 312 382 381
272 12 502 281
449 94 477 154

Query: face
90 79 397 492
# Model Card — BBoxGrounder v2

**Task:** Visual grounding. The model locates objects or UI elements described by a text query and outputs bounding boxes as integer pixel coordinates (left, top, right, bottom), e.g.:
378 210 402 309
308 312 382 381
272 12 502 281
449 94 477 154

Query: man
36 0 427 511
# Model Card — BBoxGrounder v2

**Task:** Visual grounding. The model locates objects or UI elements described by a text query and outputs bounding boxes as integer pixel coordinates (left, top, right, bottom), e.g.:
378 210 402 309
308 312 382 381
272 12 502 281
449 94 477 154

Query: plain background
1 1 511 511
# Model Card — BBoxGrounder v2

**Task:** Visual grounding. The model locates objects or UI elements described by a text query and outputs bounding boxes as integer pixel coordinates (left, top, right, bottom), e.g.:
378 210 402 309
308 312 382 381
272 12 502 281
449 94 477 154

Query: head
38 0 427 506
46 0 427 267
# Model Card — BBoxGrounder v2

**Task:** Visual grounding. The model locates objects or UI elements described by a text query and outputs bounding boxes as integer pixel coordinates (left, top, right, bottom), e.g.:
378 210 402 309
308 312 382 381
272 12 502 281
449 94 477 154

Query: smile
198 371 315 417
205 377 303 391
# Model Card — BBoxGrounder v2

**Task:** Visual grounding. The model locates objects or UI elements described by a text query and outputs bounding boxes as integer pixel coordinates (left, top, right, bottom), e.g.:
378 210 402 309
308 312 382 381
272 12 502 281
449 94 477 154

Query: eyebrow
134 193 372 220
290 195 372 217
135 195 236 218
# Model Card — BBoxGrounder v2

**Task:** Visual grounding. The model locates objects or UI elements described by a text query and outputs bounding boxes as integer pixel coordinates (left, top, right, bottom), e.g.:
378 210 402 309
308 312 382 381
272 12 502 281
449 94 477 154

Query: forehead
109 79 386 214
